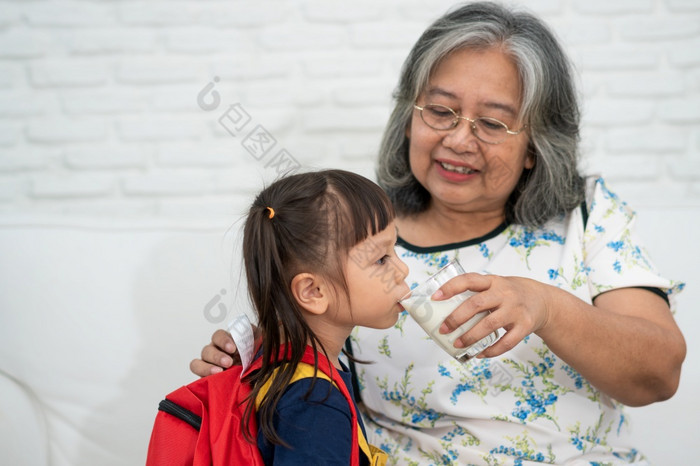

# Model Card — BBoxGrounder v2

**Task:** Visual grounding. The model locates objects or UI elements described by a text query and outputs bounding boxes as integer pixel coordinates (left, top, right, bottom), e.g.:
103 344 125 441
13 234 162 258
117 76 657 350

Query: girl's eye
376 255 389 266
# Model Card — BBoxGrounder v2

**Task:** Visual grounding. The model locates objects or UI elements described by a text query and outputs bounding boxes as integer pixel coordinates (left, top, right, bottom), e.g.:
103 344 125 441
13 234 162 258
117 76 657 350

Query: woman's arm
539 285 685 406
436 274 686 406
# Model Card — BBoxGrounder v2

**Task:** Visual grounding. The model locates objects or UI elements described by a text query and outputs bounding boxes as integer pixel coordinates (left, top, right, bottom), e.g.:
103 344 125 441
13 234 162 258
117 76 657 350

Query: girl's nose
396 257 409 283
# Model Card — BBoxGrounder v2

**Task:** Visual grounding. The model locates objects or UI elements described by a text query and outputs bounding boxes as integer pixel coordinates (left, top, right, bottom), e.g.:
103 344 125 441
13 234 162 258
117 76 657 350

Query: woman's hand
189 329 240 377
434 273 554 358
434 272 686 406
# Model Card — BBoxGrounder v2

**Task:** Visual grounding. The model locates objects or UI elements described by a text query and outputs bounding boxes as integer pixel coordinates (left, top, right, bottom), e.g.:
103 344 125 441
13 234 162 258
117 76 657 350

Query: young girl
242 169 409 464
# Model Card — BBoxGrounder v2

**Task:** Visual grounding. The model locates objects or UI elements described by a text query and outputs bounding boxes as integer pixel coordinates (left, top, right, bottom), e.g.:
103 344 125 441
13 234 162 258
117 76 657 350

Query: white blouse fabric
352 177 683 466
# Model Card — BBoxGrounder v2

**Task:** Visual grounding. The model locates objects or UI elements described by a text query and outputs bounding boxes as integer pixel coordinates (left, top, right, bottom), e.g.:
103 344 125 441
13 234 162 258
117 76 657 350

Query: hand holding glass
400 260 499 362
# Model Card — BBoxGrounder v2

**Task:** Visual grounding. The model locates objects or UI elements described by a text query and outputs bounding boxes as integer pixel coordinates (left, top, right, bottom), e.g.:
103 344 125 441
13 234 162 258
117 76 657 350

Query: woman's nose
442 119 478 151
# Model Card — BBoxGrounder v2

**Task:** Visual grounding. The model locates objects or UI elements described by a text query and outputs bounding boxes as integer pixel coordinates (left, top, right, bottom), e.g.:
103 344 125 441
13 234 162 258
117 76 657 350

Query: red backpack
146 346 381 466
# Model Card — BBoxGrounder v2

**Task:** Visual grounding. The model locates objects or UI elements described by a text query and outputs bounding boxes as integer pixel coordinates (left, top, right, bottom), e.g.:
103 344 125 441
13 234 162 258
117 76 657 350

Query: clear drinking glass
400 259 499 362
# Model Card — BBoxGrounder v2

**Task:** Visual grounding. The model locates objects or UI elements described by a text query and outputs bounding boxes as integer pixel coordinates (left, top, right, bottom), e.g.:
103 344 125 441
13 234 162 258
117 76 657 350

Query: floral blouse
350 177 683 466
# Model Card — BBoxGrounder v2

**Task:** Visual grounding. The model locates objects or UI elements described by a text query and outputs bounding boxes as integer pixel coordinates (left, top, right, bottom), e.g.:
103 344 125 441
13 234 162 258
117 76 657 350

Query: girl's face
406 47 533 218
340 220 410 329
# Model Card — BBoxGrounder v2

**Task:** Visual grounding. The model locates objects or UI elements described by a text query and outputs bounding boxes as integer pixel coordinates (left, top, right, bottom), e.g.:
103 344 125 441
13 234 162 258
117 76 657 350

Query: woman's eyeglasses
414 103 526 144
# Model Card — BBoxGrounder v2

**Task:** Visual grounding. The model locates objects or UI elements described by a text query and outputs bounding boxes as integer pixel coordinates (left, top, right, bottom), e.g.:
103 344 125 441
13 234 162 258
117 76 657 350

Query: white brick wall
0 0 697 219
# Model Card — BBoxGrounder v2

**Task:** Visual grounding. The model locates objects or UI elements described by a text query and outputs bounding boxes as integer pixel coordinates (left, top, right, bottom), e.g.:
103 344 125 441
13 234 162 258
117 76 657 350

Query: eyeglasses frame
413 103 527 145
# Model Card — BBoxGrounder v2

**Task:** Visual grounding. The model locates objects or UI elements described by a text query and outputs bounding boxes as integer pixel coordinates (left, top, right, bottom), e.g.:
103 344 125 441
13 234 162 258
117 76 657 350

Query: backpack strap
254 346 387 466
157 398 201 430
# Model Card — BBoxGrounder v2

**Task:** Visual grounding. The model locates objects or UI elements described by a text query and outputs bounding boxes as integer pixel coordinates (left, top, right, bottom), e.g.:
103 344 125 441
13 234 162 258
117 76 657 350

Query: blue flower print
598 177 624 205
562 363 586 390
489 444 547 464
542 231 565 244
512 390 558 420
571 435 584 451
617 412 626 436
606 240 624 252
438 364 452 378
376 364 445 429
450 382 474 404
508 227 566 268
613 259 622 273
569 427 604 454
479 242 491 258
401 251 451 270
612 448 642 461
441 425 467 443
447 359 497 404
411 408 441 424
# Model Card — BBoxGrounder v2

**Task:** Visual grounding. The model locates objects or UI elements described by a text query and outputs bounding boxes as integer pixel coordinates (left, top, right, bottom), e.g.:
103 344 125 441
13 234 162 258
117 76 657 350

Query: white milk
401 292 498 362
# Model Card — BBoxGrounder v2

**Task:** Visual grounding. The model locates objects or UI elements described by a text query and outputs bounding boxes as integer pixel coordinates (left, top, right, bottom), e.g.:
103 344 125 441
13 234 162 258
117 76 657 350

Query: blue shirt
256 360 369 465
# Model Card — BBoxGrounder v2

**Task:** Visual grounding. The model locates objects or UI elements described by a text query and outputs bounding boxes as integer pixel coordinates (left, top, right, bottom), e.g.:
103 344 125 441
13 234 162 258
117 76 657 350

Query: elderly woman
192 2 686 464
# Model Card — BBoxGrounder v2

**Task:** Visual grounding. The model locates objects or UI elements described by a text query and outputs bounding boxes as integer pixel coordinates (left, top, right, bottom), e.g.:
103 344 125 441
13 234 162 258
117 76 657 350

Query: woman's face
407 47 533 218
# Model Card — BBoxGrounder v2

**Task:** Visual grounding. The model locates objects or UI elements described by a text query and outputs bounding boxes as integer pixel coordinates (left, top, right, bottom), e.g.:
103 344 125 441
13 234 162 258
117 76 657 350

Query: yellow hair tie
266 207 275 219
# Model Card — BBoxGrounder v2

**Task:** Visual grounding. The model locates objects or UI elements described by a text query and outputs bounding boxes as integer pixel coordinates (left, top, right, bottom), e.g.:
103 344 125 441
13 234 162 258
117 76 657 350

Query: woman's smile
435 159 479 181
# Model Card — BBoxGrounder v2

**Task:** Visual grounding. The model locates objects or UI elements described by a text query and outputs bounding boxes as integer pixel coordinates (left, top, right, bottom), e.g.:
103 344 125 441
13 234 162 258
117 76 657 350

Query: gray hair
376 1 585 228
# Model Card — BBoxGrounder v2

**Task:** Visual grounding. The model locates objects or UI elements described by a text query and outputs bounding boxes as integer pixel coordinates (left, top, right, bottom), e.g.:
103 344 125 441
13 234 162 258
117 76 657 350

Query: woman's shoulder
583 174 614 201
582 175 635 223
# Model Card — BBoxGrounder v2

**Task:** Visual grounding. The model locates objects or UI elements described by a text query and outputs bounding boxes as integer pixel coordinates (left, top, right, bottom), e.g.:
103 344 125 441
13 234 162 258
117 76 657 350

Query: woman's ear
524 144 536 169
290 273 329 315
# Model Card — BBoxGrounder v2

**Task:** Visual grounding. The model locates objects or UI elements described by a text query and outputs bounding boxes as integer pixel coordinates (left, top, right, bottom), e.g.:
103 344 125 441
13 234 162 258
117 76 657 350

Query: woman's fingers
433 272 491 299
212 329 237 354
201 342 235 367
476 327 524 358
433 275 552 358
452 308 503 348
189 330 240 377
190 358 224 377
189 343 233 377
440 285 500 333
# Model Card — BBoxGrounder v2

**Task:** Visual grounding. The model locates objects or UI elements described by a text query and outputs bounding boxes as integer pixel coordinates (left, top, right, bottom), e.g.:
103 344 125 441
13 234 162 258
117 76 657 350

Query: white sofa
0 217 244 466
0 210 697 465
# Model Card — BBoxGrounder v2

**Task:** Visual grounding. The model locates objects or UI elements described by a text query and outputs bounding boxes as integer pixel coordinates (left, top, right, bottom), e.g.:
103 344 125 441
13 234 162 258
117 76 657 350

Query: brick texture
0 0 698 218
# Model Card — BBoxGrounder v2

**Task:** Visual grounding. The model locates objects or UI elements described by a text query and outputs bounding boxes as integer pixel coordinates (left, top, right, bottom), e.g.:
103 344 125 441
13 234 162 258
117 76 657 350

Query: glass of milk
400 259 499 362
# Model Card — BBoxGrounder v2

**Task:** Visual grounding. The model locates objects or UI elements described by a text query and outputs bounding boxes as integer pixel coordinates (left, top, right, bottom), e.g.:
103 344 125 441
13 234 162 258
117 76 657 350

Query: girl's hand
189 329 240 376
434 273 554 358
